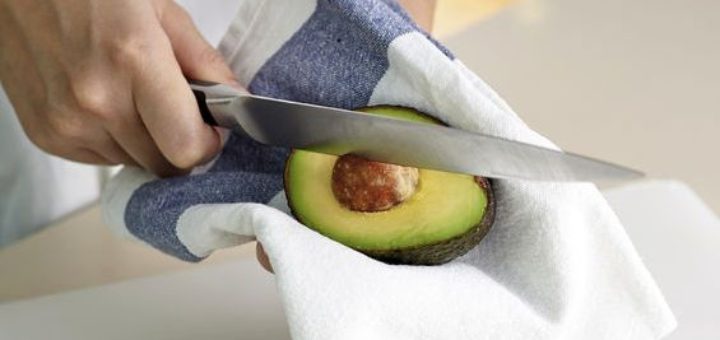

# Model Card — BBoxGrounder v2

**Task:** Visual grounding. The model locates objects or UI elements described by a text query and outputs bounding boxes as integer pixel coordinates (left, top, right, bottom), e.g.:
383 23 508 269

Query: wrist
397 0 437 32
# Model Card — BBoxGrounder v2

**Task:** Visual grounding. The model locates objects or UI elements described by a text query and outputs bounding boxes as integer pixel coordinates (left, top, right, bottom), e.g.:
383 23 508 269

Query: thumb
256 242 274 273
159 2 238 85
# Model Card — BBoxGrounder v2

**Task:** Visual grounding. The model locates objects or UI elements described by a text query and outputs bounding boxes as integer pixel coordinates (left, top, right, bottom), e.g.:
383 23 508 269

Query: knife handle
192 89 219 126
189 79 243 129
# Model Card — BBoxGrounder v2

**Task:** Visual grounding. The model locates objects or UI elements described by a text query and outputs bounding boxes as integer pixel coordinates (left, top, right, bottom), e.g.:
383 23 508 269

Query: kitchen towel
102 0 676 338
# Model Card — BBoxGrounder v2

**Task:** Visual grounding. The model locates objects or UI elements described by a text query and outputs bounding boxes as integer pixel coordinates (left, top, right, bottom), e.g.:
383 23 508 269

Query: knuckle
204 48 235 80
45 109 86 141
20 103 85 157
197 47 235 83
71 84 114 120
109 36 155 67
199 47 227 67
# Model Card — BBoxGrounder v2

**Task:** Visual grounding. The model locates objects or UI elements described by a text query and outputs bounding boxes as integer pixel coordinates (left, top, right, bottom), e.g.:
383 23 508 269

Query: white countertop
1 180 718 339
0 260 290 340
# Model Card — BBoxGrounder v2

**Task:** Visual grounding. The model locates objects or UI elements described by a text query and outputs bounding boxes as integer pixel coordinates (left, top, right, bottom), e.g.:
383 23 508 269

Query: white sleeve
174 0 243 47
0 86 101 247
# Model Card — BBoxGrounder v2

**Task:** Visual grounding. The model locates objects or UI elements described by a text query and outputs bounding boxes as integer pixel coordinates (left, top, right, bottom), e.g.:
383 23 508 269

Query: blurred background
440 0 719 214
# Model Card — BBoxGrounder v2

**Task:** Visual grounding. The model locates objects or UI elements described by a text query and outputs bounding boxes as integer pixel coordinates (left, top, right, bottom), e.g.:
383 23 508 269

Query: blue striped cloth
102 1 675 338
118 0 450 262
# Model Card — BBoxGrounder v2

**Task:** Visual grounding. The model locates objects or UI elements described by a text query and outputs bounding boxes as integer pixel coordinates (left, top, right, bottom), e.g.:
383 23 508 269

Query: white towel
102 0 676 338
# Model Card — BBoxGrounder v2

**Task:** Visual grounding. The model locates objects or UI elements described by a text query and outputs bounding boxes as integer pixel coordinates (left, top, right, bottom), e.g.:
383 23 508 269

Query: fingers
36 132 129 166
125 2 236 172
129 29 221 170
60 147 116 166
159 2 238 85
38 123 136 167
90 132 138 166
256 242 274 273
2 0 227 174
107 113 184 176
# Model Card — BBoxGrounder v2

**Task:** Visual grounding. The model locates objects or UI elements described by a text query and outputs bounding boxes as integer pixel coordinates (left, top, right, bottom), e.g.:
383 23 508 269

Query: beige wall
441 0 720 214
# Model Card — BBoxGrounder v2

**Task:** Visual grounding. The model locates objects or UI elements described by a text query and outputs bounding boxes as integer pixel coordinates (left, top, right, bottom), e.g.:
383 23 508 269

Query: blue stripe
249 0 418 108
124 170 285 261
208 133 289 174
122 0 455 261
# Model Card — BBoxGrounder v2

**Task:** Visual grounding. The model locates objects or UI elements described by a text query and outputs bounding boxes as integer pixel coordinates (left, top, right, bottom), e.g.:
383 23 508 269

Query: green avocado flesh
284 106 494 265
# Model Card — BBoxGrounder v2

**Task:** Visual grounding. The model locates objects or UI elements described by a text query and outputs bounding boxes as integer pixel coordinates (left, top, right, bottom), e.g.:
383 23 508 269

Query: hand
256 242 273 273
0 0 238 176
397 0 436 31
250 0 436 276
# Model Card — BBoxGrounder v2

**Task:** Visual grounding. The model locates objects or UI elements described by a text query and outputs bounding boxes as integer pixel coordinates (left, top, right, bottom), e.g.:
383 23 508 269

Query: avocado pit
331 154 419 212
284 106 495 266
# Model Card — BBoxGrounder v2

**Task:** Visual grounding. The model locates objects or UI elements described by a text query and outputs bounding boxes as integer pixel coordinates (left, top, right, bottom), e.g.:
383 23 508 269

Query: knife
189 80 643 183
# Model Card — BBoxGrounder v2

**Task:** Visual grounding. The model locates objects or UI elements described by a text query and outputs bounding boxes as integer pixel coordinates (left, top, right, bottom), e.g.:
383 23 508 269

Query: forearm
397 0 437 32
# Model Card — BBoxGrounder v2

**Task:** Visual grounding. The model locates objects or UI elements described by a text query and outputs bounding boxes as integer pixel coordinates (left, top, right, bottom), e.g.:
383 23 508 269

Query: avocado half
283 106 495 265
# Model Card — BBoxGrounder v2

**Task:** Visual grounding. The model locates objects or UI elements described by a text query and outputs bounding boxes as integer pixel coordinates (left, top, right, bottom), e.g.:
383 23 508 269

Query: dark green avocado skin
284 160 495 266
283 105 496 266
361 177 495 265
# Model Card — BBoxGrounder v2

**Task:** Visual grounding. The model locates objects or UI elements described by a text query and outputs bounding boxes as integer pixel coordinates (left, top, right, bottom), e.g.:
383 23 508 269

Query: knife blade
190 81 643 183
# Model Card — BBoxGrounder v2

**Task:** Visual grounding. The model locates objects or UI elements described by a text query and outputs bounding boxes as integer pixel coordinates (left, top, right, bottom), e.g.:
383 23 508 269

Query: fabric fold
102 0 675 338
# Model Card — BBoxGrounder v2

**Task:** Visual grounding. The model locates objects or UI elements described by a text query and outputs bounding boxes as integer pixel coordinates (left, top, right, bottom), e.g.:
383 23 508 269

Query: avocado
283 106 495 265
